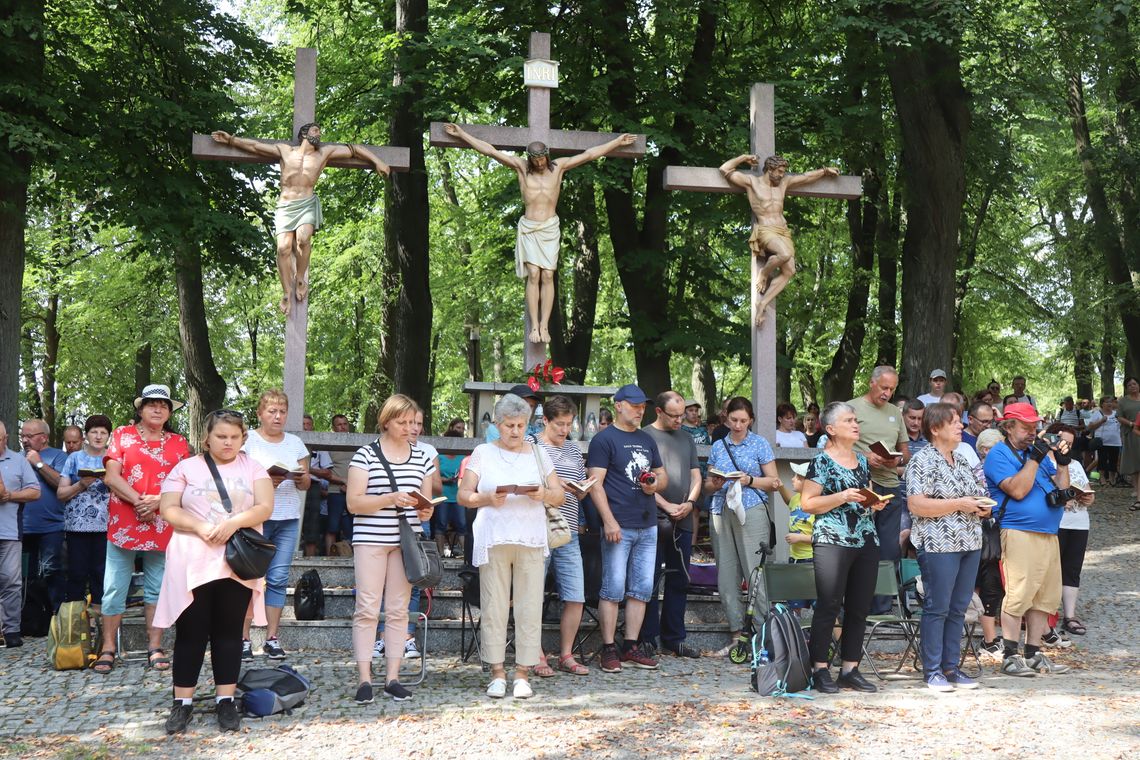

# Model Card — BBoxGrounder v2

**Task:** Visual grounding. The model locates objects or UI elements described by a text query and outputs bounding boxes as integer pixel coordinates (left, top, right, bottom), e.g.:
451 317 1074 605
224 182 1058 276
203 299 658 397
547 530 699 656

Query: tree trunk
875 181 902 368
776 330 791 405
691 351 717 418
883 14 971 397
42 290 59 437
134 342 152 394
377 0 432 408
437 150 483 388
173 242 226 448
1066 72 1140 379
549 181 601 383
1074 340 1095 401
1100 303 1116 397
20 327 42 420
0 0 44 434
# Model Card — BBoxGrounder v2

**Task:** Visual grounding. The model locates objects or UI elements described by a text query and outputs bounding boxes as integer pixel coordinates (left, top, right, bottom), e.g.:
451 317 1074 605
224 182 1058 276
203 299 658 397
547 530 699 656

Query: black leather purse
204 453 276 581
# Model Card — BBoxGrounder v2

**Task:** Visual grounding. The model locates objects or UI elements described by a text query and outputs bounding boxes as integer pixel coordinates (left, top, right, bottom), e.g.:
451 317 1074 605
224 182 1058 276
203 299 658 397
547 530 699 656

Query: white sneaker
486 677 507 698
512 679 533 699
403 638 421 659
373 639 385 659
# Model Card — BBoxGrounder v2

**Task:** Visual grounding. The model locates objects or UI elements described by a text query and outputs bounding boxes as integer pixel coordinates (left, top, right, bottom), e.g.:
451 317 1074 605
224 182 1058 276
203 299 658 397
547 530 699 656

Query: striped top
529 434 586 527
348 440 435 546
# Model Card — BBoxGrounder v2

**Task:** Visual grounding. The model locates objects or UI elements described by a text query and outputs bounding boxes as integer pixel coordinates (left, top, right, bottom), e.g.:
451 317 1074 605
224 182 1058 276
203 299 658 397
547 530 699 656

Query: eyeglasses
18 432 46 440
659 411 685 421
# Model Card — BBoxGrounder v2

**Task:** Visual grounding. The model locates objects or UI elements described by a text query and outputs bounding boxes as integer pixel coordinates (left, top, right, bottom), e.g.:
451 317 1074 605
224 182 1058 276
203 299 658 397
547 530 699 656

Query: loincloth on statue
748 223 795 259
515 215 561 278
275 194 323 236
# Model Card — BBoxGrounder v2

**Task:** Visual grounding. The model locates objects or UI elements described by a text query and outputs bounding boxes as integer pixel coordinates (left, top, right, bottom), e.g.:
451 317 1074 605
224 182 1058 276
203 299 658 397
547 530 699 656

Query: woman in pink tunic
156 410 273 734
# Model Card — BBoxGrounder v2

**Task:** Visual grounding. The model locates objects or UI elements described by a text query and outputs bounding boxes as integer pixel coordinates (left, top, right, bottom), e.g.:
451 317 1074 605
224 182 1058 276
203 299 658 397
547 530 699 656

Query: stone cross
663 83 861 443
430 31 646 371
192 49 411 429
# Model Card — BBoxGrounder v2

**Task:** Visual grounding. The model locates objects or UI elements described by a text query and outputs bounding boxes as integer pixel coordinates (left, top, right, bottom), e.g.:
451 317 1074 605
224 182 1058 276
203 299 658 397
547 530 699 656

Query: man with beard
212 123 391 315
443 123 635 344
718 154 840 325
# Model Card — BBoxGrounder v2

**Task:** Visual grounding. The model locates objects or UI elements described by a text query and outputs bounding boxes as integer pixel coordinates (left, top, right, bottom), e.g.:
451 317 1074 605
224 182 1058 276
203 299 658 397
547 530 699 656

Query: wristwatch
34 461 44 471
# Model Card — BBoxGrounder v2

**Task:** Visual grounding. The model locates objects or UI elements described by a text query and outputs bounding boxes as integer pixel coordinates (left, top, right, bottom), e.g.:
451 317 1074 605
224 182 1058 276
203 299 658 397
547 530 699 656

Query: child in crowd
784 462 815 612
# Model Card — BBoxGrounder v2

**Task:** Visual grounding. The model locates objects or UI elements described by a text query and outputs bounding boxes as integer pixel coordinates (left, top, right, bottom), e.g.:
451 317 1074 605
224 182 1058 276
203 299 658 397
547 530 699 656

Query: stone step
287 556 469 592
278 587 734 625
120 615 734 658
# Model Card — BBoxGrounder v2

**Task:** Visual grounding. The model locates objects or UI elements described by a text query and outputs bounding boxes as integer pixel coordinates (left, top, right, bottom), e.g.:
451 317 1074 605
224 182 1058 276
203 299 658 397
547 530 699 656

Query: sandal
556 654 589 676
92 651 117 674
531 654 556 678
147 648 172 671
1063 617 1087 636
1129 501 1140 512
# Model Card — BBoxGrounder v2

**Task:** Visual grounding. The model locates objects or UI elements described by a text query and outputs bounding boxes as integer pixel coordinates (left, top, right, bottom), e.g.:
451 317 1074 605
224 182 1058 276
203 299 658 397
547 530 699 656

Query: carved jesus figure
212 123 391 316
444 123 635 344
719 154 839 326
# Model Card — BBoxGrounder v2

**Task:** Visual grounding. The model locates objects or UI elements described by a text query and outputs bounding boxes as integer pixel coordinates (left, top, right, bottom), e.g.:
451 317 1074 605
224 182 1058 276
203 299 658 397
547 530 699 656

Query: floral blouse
59 450 110 533
103 425 190 551
805 451 879 548
905 446 984 553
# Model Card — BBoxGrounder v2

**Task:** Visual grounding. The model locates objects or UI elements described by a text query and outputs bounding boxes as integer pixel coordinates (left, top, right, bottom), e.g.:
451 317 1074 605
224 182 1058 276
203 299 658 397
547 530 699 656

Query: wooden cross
192 49 411 430
430 31 647 371
663 84 861 443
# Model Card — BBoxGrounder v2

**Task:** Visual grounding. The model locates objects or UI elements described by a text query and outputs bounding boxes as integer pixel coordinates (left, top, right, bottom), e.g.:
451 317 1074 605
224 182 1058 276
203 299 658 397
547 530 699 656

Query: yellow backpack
47 601 93 670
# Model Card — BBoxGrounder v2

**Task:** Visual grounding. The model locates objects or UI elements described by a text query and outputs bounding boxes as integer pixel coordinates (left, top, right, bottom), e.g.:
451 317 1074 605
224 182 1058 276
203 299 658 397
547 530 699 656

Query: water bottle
758 647 769 664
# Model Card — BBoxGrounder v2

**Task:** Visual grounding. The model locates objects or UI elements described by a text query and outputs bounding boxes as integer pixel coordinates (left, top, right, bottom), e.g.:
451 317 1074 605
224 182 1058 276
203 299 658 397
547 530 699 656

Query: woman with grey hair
458 394 565 700
800 401 883 694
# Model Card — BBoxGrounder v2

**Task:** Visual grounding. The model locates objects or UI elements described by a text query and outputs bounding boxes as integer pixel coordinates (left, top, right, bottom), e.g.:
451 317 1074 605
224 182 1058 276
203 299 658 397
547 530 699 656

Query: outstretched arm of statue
719 154 757 188
326 143 392 176
558 133 636 171
443 123 524 171
784 166 840 189
211 130 280 158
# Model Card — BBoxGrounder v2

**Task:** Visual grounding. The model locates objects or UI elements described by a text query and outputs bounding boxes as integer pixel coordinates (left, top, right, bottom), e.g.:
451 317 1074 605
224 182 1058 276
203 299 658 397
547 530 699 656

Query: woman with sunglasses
156 410 274 734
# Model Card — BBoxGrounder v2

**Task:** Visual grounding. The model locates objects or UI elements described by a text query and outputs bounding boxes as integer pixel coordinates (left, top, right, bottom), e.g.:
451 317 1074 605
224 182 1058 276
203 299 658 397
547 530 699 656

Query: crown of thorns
526 143 550 158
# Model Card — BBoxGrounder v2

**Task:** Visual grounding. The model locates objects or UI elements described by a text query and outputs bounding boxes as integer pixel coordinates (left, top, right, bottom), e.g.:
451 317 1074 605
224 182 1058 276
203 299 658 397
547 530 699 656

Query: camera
637 471 657 487
1045 488 1076 508
1041 433 1062 447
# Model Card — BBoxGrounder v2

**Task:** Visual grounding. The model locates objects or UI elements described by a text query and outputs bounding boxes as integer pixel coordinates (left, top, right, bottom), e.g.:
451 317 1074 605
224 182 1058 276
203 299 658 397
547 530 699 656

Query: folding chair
378 609 428 686
458 567 481 663
861 560 921 680
760 563 818 610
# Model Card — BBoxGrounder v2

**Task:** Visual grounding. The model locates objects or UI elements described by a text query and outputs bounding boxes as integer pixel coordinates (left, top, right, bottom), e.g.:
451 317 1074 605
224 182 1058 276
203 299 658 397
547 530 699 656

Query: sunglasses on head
210 409 244 420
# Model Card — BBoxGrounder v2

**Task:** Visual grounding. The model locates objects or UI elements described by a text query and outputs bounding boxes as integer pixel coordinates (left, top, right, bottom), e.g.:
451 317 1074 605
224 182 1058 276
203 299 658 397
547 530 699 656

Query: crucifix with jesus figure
192 48 410 428
664 83 862 442
430 32 647 370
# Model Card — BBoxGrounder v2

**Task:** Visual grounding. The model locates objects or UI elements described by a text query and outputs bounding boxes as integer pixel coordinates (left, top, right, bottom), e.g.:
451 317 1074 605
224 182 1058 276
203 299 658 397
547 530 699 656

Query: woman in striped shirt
345 394 435 704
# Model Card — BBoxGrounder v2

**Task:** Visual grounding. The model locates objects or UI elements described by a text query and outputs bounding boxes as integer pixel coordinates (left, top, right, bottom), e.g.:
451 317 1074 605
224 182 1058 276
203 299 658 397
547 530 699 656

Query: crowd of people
1 368 1137 731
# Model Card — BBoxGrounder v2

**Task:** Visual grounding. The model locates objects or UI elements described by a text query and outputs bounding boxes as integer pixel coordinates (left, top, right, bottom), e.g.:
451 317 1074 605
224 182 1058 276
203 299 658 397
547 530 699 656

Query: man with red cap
983 402 1073 677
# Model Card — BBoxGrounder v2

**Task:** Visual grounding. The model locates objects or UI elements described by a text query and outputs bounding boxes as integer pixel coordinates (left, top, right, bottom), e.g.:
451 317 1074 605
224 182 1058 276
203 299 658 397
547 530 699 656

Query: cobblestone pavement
1 490 1138 759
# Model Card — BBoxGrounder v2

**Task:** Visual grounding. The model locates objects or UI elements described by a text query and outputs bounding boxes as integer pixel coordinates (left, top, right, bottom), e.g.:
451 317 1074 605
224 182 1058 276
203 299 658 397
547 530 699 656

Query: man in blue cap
586 384 668 673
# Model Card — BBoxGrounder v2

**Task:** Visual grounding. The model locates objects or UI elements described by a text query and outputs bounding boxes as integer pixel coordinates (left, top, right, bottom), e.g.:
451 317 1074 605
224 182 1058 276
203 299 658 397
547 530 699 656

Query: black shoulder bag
724 441 776 561
369 443 443 589
204 453 276 580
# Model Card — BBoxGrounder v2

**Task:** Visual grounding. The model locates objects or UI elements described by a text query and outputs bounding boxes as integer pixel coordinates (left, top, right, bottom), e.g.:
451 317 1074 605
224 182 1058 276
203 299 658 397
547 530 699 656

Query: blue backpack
237 664 311 716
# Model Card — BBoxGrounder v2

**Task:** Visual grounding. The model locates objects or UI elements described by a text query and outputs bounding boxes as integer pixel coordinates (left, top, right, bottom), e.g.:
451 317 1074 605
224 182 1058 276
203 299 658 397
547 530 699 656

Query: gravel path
2 488 1138 759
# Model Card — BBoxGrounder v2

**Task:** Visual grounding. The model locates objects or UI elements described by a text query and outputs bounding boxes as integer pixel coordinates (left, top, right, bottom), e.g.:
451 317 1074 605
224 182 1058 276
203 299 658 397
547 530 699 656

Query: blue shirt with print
586 425 662 529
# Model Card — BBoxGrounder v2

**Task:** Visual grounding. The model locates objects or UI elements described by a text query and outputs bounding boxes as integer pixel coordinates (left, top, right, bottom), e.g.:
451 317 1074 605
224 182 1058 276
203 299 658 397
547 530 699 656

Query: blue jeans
326 493 352 541
544 530 586 603
23 531 65 611
431 501 466 535
102 543 165 616
263 519 300 608
871 483 906 614
599 525 657 603
642 523 692 649
916 548 981 674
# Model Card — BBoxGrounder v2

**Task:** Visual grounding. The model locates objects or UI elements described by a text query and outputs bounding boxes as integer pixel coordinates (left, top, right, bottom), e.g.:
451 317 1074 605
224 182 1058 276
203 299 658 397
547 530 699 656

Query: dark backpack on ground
22 577 52 637
237 664 311 716
293 569 325 621
750 603 813 698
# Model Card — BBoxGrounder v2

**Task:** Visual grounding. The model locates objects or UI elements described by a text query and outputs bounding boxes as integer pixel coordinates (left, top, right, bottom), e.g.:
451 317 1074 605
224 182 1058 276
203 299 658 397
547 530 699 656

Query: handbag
532 442 571 549
204 453 277 581
370 443 443 589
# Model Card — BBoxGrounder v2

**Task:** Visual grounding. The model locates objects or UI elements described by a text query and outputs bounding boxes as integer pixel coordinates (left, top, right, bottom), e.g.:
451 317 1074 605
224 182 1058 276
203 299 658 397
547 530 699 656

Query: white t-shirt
775 430 808 448
466 442 553 567
1059 460 1090 531
1090 410 1122 446
242 430 309 521
348 441 434 546
415 441 439 461
916 393 943 407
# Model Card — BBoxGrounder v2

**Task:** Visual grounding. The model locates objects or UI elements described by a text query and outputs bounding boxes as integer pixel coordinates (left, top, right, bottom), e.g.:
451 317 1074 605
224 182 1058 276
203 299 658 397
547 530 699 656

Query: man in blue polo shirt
984 402 1072 678
586 384 667 674
1 422 42 648
18 419 68 613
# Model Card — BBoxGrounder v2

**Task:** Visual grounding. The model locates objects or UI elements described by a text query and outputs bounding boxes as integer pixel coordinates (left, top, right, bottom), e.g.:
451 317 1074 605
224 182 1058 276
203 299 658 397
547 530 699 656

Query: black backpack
750 603 813 698
293 569 325 621
22 577 52 637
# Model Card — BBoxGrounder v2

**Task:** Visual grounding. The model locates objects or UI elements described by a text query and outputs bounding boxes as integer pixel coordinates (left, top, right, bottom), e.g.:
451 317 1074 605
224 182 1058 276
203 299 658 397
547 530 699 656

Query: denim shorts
599 525 657 603
544 531 585 603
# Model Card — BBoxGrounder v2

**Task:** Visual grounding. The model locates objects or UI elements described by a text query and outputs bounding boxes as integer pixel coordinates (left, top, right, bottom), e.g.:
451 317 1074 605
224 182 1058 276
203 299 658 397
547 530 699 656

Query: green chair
761 563 818 607
861 561 921 679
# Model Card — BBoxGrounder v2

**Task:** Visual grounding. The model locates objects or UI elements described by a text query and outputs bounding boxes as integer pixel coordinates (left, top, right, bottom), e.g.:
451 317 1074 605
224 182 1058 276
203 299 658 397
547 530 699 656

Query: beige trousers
479 544 545 666
352 544 411 664
711 509 771 631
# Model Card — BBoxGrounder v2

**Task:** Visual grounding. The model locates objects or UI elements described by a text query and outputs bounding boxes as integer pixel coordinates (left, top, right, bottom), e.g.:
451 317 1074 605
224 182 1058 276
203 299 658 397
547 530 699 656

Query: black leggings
974 558 1004 617
173 578 253 690
809 542 880 664
1058 528 1089 588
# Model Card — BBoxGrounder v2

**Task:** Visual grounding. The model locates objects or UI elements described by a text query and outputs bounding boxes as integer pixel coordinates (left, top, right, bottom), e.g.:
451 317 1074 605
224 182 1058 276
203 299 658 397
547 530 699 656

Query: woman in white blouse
458 394 564 700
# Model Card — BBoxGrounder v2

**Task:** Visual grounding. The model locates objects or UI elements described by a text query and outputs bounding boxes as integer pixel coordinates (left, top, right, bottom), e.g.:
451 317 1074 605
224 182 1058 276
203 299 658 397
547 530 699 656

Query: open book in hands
869 441 903 460
267 462 303 477
407 491 446 510
77 468 106 478
708 468 747 480
855 487 894 507
494 484 541 495
562 477 598 497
